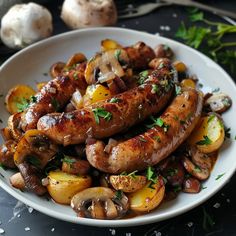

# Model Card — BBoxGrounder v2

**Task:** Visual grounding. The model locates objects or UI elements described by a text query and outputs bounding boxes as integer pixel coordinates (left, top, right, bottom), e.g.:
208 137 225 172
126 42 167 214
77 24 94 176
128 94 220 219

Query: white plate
0 27 236 227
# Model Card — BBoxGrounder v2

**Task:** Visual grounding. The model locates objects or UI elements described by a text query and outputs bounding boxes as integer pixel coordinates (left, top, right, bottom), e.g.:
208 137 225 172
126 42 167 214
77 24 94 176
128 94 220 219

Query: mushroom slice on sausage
71 187 129 219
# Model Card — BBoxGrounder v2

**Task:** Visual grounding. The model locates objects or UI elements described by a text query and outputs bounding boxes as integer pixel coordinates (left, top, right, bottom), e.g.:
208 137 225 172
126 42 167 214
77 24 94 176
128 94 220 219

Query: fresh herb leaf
127 170 138 179
109 97 120 103
202 186 207 190
212 87 220 93
115 190 123 200
175 84 182 95
152 117 164 127
146 166 158 187
224 127 231 139
92 107 112 124
189 11 204 22
16 97 30 112
215 173 225 180
151 84 159 94
138 70 149 85
62 155 76 165
51 98 60 111
194 166 202 173
207 114 216 123
114 49 121 61
196 135 212 145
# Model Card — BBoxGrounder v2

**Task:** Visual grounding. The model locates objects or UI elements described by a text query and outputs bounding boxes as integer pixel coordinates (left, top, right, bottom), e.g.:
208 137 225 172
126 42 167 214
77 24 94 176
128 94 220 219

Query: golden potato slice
188 114 225 153
83 84 111 106
173 60 187 73
5 85 36 114
47 170 92 204
180 79 196 89
109 175 147 193
101 39 122 51
128 178 165 212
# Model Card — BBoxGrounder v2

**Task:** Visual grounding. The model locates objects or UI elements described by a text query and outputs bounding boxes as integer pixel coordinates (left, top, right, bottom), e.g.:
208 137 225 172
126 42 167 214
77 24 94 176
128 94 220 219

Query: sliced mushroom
14 129 58 169
71 187 129 219
183 177 201 193
0 139 17 168
154 44 174 59
10 172 25 190
181 156 210 180
204 93 232 113
187 145 212 170
85 49 129 84
7 113 23 141
18 162 46 195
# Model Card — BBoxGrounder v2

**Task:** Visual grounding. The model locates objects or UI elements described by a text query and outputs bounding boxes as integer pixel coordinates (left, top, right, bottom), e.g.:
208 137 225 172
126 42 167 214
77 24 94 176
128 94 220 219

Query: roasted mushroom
0 139 17 168
183 177 201 193
71 187 129 219
7 113 23 141
204 93 232 113
154 44 174 59
10 172 25 190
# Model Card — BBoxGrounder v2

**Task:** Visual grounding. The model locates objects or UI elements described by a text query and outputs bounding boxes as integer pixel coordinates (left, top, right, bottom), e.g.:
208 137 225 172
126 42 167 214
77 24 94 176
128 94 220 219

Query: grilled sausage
20 63 87 131
86 88 203 174
37 65 176 146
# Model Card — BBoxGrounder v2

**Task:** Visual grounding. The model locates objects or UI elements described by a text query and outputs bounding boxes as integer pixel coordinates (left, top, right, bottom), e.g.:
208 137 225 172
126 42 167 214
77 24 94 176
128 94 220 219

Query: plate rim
0 27 236 227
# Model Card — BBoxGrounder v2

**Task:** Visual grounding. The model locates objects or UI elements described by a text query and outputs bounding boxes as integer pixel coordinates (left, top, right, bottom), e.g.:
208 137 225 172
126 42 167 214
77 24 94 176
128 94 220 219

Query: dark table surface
0 1 236 235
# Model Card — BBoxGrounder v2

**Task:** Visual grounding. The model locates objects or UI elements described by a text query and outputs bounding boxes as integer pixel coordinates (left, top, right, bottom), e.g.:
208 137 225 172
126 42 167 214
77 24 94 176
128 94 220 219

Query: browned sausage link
18 162 46 196
86 88 203 174
125 42 156 69
21 66 87 131
37 66 175 146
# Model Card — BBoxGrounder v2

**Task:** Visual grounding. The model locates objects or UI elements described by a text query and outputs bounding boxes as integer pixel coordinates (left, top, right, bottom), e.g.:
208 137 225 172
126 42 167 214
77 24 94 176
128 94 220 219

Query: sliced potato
83 84 111 106
5 85 36 114
109 175 147 193
47 170 92 204
101 39 122 51
180 79 196 89
188 114 225 153
128 178 165 212
36 82 47 91
173 60 187 73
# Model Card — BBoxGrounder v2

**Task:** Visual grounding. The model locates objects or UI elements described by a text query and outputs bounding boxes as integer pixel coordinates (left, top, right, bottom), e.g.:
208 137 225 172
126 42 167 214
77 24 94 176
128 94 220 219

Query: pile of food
0 39 232 220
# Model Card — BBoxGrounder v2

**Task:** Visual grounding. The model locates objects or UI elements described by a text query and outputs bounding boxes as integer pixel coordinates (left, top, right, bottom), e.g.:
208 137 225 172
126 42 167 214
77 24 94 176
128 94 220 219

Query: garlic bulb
61 0 117 29
0 2 53 49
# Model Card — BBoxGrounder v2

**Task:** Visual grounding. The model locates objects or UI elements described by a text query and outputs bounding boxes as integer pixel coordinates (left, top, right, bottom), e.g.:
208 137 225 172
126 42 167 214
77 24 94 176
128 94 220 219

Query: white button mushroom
0 2 53 49
61 0 117 29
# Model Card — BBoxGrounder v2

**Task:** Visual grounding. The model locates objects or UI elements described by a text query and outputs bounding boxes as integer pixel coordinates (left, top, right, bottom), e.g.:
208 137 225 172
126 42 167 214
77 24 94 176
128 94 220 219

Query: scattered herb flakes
196 135 212 145
139 137 147 142
109 97 120 103
115 190 123 200
202 186 207 190
153 117 164 127
27 156 41 168
212 87 220 93
173 185 182 193
16 97 30 112
198 83 203 88
194 166 202 173
207 114 215 123
114 49 121 61
146 166 158 188
62 155 76 165
92 107 112 124
175 84 182 95
215 173 225 180
30 95 37 103
153 135 161 143
138 70 149 85
51 97 60 111
224 127 231 139
202 207 215 231
151 84 159 94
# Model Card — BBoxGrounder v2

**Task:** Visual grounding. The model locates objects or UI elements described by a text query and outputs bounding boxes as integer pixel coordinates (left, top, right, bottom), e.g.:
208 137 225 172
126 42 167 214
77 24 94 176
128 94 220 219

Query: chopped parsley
202 186 207 190
146 166 158 189
215 173 225 180
224 127 231 139
146 116 170 133
207 114 215 123
92 107 112 124
153 136 161 143
175 84 182 95
196 135 212 145
167 168 178 177
62 155 76 165
212 87 220 93
151 84 159 94
194 166 202 173
138 70 149 85
51 98 60 111
16 97 30 112
121 170 138 179
173 185 182 193
114 190 123 200
114 49 121 61
109 97 120 103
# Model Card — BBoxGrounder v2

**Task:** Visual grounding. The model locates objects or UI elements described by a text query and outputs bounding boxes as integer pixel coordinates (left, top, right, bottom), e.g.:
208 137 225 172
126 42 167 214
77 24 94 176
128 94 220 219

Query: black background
0 1 236 235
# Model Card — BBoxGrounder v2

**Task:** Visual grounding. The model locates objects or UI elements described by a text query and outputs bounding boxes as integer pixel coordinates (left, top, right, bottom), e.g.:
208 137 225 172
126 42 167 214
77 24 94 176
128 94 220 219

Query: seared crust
21 65 87 131
37 66 175 145
86 88 203 174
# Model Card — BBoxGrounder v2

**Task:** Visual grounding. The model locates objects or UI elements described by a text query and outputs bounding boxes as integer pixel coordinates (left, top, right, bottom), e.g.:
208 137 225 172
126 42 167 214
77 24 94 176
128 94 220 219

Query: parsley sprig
146 166 158 189
16 95 37 112
92 107 112 124
175 8 236 76
196 135 212 145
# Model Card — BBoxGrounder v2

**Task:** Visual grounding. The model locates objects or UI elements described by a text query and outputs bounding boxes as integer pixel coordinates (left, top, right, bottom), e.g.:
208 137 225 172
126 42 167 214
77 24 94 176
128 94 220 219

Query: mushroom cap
0 2 53 49
61 0 117 29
